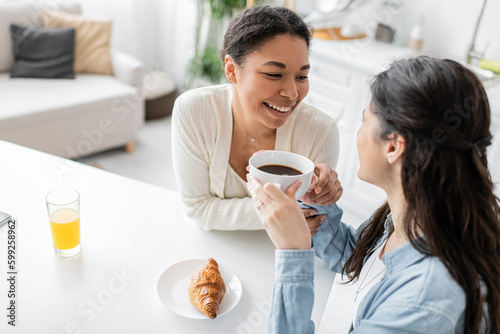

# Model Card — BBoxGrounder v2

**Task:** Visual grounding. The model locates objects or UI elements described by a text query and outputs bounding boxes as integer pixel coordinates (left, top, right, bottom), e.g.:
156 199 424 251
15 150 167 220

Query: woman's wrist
275 249 315 279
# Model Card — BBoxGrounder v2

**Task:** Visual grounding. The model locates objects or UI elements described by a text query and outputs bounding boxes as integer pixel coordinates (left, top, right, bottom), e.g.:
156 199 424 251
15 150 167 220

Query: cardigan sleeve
171 87 263 230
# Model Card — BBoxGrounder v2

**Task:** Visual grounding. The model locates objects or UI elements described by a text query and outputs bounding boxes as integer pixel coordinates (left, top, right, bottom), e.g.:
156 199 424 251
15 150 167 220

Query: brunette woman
248 56 500 333
172 6 342 230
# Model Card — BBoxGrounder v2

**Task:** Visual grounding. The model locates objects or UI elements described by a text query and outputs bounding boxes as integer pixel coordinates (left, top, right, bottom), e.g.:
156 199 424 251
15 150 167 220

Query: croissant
187 258 226 319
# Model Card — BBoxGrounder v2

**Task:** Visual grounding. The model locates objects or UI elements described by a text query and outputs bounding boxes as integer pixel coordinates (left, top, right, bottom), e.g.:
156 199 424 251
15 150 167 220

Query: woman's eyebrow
262 61 286 68
261 61 310 71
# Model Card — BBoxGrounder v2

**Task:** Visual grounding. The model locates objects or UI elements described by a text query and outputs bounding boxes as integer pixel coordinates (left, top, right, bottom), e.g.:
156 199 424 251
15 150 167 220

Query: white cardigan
171 84 339 230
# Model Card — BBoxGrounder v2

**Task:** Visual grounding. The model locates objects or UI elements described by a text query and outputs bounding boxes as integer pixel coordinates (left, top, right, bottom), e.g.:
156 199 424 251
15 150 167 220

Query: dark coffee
257 164 302 176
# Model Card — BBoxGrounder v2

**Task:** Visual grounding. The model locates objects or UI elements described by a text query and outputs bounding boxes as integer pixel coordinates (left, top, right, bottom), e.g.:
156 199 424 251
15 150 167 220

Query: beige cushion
44 11 113 75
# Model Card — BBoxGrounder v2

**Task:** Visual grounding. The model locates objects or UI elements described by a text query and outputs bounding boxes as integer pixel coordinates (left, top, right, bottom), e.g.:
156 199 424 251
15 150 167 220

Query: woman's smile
263 101 295 119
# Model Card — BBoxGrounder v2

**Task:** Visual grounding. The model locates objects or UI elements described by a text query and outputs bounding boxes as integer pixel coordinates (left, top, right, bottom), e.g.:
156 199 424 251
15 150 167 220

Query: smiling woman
225 35 309 130
171 6 342 231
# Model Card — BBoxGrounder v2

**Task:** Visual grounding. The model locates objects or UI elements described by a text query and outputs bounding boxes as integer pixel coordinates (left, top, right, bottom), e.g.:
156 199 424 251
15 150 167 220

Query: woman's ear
224 55 237 84
386 134 406 164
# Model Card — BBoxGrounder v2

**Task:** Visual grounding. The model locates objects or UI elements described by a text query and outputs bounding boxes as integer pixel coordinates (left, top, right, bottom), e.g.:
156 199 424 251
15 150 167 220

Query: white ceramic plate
157 259 242 319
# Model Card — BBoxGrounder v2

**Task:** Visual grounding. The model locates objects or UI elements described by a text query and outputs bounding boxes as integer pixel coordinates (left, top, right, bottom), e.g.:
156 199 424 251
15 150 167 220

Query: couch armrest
111 50 145 92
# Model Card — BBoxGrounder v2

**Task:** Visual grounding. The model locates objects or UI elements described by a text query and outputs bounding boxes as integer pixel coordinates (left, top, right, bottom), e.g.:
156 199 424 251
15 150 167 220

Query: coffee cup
249 151 315 200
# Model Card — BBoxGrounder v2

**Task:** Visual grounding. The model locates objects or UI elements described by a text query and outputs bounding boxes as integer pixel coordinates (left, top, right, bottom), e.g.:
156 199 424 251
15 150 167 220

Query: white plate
157 259 242 319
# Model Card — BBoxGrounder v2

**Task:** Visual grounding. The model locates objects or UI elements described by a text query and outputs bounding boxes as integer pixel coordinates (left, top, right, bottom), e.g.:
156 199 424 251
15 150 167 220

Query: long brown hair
343 57 500 333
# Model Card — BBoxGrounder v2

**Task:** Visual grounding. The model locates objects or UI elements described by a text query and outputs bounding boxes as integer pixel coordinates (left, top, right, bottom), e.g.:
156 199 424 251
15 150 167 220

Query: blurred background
79 0 500 90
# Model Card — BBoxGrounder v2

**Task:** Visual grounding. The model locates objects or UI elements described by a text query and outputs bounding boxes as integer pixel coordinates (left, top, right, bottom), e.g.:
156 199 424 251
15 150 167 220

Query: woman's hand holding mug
301 163 343 205
247 175 311 250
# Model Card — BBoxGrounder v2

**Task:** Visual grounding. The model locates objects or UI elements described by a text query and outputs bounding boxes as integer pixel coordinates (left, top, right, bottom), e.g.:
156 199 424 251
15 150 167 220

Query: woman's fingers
306 173 319 193
307 178 343 205
247 175 303 206
305 214 326 236
247 174 311 249
314 164 331 194
246 174 272 211
284 180 302 200
303 165 342 205
302 164 331 202
302 208 317 218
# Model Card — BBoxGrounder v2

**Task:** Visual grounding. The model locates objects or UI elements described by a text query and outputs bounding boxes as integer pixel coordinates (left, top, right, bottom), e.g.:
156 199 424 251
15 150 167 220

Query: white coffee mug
249 151 315 200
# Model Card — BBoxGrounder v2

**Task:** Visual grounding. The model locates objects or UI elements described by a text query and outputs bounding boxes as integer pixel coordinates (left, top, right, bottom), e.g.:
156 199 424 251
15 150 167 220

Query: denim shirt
269 203 466 333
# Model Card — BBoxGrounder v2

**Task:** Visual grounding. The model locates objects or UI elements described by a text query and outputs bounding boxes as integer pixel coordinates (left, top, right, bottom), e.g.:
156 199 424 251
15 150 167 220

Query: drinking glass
45 188 81 257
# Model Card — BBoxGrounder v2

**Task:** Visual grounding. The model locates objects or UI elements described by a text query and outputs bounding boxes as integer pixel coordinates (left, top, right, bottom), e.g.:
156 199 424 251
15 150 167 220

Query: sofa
0 1 144 159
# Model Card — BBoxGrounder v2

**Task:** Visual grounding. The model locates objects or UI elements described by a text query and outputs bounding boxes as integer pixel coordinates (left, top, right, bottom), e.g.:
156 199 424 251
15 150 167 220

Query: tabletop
0 141 335 334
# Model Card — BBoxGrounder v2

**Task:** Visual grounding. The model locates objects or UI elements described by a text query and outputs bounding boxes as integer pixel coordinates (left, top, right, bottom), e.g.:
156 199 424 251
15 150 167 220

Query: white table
0 141 335 334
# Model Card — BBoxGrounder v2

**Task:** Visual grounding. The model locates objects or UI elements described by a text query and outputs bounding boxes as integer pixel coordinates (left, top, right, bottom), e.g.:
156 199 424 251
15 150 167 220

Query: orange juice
50 208 80 250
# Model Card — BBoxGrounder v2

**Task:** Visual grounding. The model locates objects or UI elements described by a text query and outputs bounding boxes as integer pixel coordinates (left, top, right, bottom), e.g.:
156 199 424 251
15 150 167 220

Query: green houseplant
187 0 269 88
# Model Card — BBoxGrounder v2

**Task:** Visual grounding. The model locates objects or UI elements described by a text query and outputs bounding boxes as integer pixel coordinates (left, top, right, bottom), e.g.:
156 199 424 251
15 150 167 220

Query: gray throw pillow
10 23 75 79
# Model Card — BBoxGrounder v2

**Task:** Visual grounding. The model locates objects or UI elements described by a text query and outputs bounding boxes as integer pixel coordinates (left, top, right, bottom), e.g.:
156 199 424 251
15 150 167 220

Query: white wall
401 0 500 61
80 0 196 91
80 0 499 90
157 0 197 90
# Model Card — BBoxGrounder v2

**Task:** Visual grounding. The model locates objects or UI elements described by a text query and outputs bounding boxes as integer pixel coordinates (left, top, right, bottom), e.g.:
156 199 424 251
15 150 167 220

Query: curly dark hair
220 6 312 65
343 56 500 333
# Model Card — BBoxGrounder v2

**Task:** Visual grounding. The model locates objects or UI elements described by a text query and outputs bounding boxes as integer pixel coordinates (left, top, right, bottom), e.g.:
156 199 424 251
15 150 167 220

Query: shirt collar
380 213 426 274
382 240 425 274
383 212 394 234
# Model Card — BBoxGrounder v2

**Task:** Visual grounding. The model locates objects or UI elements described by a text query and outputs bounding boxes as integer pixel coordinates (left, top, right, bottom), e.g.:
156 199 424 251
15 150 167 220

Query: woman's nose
279 78 298 100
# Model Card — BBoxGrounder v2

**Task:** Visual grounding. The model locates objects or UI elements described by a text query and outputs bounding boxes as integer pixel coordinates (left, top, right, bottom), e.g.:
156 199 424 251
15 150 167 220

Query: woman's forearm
269 250 316 334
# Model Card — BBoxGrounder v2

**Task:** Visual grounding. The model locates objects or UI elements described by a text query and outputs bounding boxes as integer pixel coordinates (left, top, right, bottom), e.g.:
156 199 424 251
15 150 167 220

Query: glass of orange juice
45 188 81 257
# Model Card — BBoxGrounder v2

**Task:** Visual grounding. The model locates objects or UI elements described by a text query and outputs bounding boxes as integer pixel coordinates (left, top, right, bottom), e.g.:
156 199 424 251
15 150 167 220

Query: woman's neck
232 113 275 141
382 185 410 256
